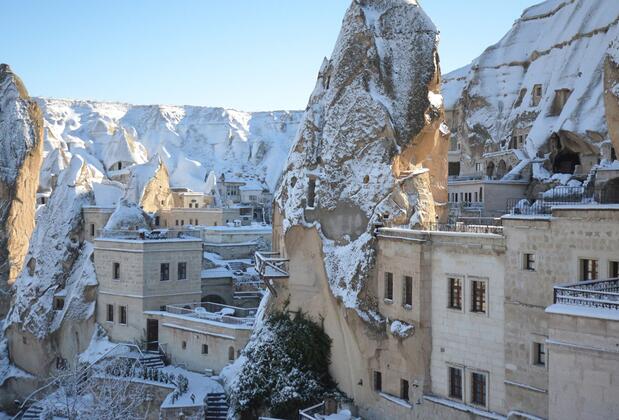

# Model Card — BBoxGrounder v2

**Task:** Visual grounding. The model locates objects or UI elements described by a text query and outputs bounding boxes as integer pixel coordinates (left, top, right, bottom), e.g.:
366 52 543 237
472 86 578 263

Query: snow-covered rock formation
37 99 304 194
0 65 44 300
5 156 101 376
275 0 447 317
443 0 619 183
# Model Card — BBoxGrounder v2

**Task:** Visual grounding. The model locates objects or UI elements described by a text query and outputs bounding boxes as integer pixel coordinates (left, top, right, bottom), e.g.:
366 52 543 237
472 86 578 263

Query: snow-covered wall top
442 0 619 158
37 98 304 193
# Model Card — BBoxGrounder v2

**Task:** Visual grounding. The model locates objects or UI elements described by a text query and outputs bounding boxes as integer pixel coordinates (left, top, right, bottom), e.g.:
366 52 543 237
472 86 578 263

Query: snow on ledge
379 392 412 409
423 395 505 419
545 303 619 321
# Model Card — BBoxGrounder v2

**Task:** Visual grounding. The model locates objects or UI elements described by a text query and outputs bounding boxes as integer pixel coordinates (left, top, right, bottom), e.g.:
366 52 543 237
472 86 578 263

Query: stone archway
553 149 580 174
486 161 495 179
602 177 619 203
496 160 507 179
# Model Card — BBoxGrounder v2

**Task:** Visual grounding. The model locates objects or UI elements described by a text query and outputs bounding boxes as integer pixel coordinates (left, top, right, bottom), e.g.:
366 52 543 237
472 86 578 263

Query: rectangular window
448 277 462 310
403 276 413 307
533 342 546 366
307 177 316 208
400 378 410 401
609 261 619 278
113 262 120 280
119 306 127 325
373 371 382 392
580 258 598 281
523 253 536 271
175 220 179 226
202 344 209 355
178 262 187 280
448 366 463 400
384 272 393 302
182 341 187 350
90 223 95 237
471 372 487 407
471 280 487 313
160 263 170 281
106 304 114 322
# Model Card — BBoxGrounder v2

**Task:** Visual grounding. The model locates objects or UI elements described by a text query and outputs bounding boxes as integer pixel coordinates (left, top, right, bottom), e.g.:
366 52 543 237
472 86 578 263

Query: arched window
228 346 235 361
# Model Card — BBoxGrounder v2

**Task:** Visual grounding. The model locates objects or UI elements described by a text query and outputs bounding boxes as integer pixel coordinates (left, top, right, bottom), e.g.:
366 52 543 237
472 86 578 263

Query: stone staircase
205 392 228 420
22 404 44 419
140 352 166 369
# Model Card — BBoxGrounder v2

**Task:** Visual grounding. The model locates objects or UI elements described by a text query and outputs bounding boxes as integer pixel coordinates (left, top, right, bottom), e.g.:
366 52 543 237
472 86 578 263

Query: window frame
532 341 546 367
112 262 120 280
469 370 488 408
609 260 619 278
160 263 170 281
177 262 187 280
523 253 536 271
447 276 463 311
470 278 488 315
119 305 127 325
384 272 394 303
447 365 464 401
400 378 410 402
580 258 599 281
106 304 114 323
403 275 413 308
373 370 382 392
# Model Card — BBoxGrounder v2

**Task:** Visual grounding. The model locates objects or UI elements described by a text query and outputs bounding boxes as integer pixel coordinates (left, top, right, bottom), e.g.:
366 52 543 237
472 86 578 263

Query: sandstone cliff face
276 0 446 318
5 156 99 376
0 65 43 299
442 0 619 180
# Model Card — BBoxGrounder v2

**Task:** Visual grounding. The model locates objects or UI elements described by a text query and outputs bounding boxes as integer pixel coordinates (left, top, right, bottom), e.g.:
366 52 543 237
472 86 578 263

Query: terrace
96 228 202 241
164 301 257 326
254 251 289 295
553 278 619 311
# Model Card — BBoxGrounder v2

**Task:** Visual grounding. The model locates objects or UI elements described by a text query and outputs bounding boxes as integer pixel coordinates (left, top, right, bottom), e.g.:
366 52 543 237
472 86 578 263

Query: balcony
553 278 619 310
254 251 289 296
97 228 202 241
164 302 257 326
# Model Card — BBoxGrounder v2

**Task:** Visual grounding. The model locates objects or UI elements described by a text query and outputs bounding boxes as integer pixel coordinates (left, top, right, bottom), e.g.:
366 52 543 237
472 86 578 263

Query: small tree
229 311 336 419
42 358 148 420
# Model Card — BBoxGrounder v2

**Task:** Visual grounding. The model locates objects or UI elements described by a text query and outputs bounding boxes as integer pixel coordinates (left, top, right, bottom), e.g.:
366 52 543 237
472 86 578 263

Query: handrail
13 342 151 418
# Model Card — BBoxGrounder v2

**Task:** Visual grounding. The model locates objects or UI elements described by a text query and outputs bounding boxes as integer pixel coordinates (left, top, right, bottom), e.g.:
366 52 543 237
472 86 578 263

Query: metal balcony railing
553 278 619 310
507 185 596 216
254 251 289 296
425 222 503 235
96 229 202 241
164 302 257 326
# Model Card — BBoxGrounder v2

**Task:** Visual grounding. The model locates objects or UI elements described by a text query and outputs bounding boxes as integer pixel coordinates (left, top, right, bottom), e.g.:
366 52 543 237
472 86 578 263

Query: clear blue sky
1 0 538 111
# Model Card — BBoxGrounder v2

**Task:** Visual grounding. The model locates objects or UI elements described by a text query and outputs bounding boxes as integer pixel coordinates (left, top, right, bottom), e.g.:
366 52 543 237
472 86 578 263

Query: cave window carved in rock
307 177 317 208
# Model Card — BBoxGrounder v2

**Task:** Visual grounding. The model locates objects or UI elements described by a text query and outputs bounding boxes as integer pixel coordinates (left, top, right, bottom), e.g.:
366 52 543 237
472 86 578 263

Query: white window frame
446 363 465 402
446 275 465 313
468 369 489 409
468 277 489 316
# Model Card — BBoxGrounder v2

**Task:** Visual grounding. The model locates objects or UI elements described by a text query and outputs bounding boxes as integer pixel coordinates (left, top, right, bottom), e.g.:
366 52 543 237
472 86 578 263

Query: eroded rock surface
276 0 447 317
0 64 44 301
442 0 619 182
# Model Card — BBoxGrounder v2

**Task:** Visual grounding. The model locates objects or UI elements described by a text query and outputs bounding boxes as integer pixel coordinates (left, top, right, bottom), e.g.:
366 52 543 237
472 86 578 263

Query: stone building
94 230 255 374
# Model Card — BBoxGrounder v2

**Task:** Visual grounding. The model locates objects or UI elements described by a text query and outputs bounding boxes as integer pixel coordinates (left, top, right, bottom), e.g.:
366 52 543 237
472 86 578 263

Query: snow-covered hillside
37 99 303 193
442 0 619 179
